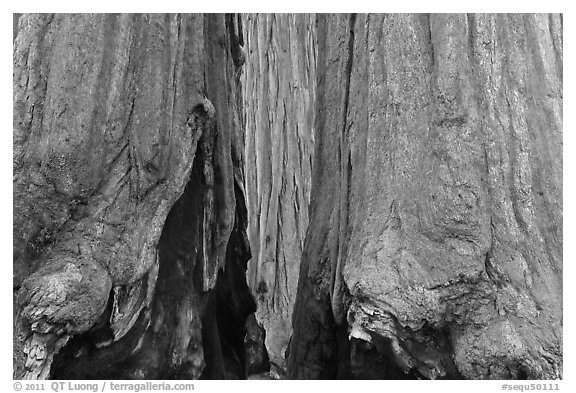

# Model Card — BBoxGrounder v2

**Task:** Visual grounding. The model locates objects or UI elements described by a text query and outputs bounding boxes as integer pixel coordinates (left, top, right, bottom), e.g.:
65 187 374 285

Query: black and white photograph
9 4 567 390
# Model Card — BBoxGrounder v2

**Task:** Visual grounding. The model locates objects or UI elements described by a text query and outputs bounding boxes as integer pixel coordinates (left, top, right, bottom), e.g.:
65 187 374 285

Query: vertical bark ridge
242 13 316 373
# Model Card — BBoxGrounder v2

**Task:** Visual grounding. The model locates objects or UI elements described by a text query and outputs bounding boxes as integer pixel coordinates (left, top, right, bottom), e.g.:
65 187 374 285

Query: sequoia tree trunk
288 13 563 380
13 13 563 381
242 13 316 375
13 13 253 379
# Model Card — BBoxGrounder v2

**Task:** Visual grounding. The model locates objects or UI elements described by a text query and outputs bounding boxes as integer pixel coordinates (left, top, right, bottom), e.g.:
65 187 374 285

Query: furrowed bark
14 13 254 379
242 13 316 373
288 13 562 380
13 12 563 380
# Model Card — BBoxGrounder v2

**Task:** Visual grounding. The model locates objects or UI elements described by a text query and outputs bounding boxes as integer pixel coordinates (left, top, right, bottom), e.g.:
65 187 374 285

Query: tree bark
13 13 253 379
288 13 563 380
13 13 563 381
242 13 316 374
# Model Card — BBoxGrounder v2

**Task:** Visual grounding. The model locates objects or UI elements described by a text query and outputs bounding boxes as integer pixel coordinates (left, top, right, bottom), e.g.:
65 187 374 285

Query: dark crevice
427 14 435 65
50 109 256 380
227 13 245 70
341 13 356 140
201 177 256 379
245 314 270 376
349 337 418 379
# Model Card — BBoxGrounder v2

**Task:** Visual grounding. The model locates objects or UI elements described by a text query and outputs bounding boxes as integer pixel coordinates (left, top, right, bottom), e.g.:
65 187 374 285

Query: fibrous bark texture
242 13 316 373
13 13 254 379
14 12 563 381
288 13 563 380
